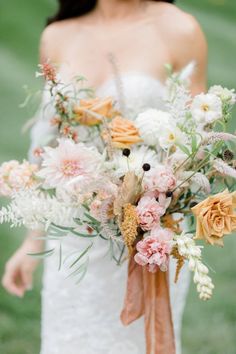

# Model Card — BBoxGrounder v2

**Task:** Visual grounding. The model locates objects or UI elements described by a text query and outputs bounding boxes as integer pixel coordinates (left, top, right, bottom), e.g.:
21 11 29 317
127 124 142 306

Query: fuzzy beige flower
120 203 139 255
191 190 236 246
73 97 114 126
104 116 142 148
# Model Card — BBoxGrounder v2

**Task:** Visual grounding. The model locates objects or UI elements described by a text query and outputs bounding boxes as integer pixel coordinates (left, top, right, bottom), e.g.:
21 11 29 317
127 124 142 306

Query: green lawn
0 1 236 353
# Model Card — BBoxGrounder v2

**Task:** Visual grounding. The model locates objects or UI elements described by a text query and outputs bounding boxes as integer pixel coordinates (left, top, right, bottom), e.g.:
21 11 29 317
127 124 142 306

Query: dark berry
122 148 131 157
223 149 234 162
142 163 151 171
166 191 173 198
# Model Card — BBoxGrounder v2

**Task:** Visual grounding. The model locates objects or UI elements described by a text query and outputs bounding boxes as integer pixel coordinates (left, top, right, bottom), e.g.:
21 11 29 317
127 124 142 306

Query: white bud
188 258 196 271
198 263 209 275
179 245 187 256
193 271 201 284
208 282 215 290
177 239 185 248
186 238 194 247
197 283 203 292
191 247 201 258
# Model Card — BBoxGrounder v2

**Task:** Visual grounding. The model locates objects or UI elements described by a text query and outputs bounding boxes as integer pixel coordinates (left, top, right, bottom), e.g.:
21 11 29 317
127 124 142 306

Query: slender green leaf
70 229 98 238
27 248 55 259
75 260 89 284
51 223 73 232
69 243 93 269
176 143 191 156
66 258 89 279
191 134 198 153
58 243 62 271
73 218 84 226
84 212 101 225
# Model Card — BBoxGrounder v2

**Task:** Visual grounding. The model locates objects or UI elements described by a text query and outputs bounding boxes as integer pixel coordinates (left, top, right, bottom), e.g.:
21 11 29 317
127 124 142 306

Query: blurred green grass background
0 0 235 353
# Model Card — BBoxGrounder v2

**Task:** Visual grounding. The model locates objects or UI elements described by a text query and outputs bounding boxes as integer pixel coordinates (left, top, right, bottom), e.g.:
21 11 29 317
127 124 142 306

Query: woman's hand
2 232 44 297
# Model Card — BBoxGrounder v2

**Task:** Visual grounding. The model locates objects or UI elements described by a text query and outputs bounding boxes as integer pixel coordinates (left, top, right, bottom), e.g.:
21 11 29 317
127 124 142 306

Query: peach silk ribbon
120 257 176 354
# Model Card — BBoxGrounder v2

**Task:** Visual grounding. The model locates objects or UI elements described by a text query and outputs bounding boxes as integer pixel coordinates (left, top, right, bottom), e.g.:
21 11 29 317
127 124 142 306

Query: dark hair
47 0 175 25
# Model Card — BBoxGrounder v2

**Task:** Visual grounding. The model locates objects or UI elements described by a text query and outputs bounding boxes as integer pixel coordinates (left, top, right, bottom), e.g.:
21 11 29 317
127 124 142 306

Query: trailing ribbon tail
121 257 176 354
120 256 145 324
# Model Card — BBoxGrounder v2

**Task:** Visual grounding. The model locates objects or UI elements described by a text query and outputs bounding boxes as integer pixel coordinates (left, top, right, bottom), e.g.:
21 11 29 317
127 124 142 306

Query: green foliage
0 0 235 353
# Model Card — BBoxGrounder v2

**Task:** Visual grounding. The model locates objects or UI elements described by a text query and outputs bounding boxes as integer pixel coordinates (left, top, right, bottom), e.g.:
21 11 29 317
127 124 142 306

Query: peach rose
103 116 142 148
73 97 115 126
192 190 236 246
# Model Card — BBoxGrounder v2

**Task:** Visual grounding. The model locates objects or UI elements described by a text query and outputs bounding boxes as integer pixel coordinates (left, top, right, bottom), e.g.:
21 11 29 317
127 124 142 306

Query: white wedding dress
29 72 190 354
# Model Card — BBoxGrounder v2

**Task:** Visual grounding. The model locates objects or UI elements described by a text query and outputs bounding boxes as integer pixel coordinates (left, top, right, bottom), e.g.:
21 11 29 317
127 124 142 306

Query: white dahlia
109 146 158 178
209 85 236 105
38 138 103 189
191 93 222 125
135 109 173 146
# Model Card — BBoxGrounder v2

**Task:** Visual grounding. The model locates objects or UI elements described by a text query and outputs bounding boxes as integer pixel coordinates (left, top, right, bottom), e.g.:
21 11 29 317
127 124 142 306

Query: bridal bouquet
0 62 236 301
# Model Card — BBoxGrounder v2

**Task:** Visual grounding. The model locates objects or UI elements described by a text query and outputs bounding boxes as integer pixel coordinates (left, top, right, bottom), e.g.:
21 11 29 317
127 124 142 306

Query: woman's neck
95 0 145 22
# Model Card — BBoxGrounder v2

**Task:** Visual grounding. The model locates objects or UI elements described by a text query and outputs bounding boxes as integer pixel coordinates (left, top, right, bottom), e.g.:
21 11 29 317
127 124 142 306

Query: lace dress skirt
40 235 190 354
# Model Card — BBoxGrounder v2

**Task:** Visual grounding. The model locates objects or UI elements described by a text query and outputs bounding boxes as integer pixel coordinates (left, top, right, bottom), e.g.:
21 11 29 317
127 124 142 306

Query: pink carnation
8 161 38 190
134 227 173 272
0 160 38 196
136 196 165 231
144 166 176 193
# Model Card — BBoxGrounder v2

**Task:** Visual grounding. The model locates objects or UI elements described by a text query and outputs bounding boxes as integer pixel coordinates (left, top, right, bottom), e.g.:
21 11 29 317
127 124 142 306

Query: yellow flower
73 97 114 126
104 116 142 149
191 190 236 246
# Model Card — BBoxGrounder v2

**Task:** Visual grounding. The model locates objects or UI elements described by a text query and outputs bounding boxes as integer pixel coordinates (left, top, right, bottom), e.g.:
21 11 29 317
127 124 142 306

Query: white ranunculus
108 145 158 178
209 85 236 105
135 109 173 146
191 93 222 125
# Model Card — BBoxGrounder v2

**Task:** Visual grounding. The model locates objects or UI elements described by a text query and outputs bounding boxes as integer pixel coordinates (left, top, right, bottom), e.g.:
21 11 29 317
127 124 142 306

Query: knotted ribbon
120 256 176 354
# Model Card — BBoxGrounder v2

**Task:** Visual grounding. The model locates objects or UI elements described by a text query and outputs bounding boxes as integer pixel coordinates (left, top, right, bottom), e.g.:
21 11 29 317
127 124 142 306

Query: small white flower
209 85 236 105
159 125 186 149
191 93 222 125
108 146 158 178
135 109 173 146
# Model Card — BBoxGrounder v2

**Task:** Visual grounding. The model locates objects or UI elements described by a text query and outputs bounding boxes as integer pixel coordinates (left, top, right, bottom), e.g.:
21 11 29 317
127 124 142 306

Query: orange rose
103 116 142 149
73 97 115 126
191 190 236 246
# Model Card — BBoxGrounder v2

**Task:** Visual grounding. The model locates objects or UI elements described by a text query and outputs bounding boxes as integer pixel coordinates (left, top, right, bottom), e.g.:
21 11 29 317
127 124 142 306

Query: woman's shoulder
149 2 207 55
149 1 205 39
148 2 207 74
41 18 81 41
39 17 83 62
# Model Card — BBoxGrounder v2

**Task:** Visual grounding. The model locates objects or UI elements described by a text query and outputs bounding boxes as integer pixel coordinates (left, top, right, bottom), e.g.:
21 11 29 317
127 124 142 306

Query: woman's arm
2 231 44 297
172 13 208 95
2 28 58 297
158 4 208 95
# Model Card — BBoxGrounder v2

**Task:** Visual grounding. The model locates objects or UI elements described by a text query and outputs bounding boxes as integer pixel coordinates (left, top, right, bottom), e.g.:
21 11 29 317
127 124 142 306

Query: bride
2 1 207 353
